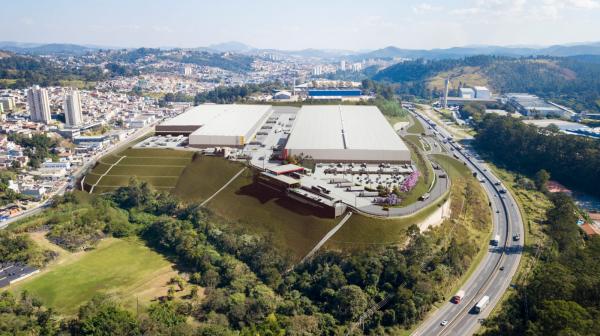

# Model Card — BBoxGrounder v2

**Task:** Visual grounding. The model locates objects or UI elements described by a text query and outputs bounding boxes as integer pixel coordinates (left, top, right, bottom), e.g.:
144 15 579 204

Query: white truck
474 295 490 314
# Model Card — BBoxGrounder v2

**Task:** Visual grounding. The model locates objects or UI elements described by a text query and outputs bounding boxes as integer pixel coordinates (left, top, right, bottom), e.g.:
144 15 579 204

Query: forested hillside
0 54 108 88
473 114 600 198
373 55 600 112
483 193 600 335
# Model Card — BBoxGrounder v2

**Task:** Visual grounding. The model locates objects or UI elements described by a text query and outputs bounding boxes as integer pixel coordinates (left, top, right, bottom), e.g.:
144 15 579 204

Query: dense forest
373 55 600 112
472 114 600 198
0 55 109 89
483 193 600 335
1 173 486 335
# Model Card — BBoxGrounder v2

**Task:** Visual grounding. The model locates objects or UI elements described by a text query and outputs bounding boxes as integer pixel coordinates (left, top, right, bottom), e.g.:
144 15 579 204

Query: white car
440 320 449 326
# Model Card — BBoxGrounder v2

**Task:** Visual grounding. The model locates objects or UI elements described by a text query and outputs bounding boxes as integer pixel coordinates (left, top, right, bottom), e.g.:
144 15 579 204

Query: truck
359 191 380 197
452 290 466 304
336 182 353 188
346 185 365 192
474 296 490 314
491 234 500 246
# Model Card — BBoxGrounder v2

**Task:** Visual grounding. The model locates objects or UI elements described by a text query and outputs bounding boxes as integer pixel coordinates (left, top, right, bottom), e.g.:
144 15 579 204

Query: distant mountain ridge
355 43 600 60
2 40 600 59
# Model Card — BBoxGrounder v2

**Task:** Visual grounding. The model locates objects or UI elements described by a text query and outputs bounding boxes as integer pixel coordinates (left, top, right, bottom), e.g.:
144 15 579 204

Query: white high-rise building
27 85 51 124
183 66 193 76
352 63 362 72
313 66 323 76
64 89 83 127
340 60 346 71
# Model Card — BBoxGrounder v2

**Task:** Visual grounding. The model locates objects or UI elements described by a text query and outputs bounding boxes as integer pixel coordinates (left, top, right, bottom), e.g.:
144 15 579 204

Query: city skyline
2 0 600 51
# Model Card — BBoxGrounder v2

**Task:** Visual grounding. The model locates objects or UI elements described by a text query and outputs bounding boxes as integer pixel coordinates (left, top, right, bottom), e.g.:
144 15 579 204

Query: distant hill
207 41 255 53
355 43 600 60
0 42 100 56
372 55 600 113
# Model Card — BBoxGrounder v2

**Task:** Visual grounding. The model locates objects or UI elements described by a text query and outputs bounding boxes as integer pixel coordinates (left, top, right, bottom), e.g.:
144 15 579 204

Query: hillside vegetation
374 55 600 112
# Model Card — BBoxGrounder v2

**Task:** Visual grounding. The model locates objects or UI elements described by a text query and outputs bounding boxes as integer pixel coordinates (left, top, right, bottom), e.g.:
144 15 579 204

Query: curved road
409 108 524 336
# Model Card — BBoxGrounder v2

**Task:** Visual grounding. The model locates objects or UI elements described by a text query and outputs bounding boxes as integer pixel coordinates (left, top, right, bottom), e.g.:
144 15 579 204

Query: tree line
1 174 487 335
483 193 600 335
473 114 600 198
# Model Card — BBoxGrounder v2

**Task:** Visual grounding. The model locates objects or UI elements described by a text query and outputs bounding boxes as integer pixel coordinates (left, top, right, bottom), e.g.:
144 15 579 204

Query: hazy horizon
2 0 600 50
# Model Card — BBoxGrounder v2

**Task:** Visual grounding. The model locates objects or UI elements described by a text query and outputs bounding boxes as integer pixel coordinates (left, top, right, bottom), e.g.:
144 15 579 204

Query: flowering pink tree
400 171 420 192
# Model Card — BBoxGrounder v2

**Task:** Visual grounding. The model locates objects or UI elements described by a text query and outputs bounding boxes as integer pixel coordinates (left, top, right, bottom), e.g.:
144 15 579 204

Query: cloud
412 3 443 14
449 0 599 20
565 0 600 8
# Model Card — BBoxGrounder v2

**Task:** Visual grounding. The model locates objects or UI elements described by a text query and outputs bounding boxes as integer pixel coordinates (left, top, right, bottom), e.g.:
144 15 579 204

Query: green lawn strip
9 237 173 315
407 114 425 134
327 198 446 250
404 134 425 151
429 154 493 305
108 165 186 177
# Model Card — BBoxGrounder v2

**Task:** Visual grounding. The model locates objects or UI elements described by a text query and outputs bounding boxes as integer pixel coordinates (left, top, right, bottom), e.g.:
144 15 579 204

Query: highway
410 108 524 336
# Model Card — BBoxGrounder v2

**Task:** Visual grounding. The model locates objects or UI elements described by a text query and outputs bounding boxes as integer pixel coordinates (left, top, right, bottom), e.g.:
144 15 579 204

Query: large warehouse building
156 104 273 147
284 105 410 162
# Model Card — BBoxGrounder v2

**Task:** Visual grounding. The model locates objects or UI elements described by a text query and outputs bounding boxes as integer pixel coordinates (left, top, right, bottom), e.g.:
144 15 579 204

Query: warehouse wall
285 148 411 163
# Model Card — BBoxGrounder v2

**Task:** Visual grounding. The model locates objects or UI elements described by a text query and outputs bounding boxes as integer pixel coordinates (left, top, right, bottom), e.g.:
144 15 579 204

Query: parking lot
240 106 299 170
133 135 187 149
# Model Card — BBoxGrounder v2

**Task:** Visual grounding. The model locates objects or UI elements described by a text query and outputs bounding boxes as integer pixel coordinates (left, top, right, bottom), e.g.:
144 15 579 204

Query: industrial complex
152 103 421 217
283 105 410 162
156 104 410 162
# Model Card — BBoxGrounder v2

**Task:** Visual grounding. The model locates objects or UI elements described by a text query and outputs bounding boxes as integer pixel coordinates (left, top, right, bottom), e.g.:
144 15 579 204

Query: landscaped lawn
10 238 176 315
172 155 246 202
85 148 194 193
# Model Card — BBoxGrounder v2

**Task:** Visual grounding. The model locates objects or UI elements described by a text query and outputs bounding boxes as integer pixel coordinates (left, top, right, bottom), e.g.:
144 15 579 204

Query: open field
85 148 194 193
9 237 178 315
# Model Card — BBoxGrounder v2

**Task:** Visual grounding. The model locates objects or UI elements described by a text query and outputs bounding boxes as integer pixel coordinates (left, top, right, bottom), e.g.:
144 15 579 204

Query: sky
2 0 600 50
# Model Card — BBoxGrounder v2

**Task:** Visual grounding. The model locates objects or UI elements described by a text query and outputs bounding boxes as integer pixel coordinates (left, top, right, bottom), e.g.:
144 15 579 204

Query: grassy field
172 156 246 203
173 157 444 259
10 237 178 315
85 148 194 193
179 162 338 259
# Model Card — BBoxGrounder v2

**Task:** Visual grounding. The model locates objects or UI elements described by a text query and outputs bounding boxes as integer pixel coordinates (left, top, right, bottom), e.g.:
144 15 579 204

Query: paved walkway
200 167 247 207
299 212 353 264
89 156 127 193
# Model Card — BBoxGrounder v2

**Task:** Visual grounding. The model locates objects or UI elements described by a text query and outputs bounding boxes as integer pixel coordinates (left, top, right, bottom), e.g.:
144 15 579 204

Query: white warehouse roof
284 105 410 162
157 104 273 147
